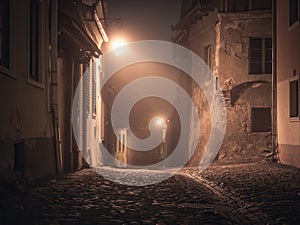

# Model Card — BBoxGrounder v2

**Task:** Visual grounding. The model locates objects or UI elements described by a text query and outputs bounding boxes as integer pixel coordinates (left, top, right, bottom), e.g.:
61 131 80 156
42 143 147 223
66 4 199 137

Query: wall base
278 144 300 168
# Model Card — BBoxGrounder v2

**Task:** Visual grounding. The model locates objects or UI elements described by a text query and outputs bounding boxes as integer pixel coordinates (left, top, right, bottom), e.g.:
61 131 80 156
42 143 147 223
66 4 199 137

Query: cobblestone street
183 161 300 224
0 160 299 225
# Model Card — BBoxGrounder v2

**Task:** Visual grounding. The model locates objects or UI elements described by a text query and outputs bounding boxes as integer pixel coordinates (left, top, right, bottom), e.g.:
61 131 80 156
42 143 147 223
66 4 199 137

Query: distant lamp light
153 117 167 145
153 117 166 128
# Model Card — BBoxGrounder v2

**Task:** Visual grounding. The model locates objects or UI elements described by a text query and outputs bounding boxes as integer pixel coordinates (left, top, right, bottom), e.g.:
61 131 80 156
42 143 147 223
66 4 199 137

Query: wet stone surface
0 160 299 224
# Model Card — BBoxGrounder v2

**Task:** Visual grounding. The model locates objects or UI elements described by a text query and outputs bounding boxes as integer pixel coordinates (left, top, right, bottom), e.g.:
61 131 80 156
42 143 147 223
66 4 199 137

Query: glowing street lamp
153 117 167 138
155 117 165 127
153 117 167 160
110 39 127 56
111 39 126 50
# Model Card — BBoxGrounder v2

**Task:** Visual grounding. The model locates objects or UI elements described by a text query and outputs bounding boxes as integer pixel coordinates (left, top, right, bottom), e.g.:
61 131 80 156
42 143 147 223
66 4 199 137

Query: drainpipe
271 0 278 161
50 0 63 174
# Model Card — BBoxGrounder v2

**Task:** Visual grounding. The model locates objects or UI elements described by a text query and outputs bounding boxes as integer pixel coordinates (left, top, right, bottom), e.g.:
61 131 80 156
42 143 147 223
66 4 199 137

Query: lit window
29 0 41 82
290 77 299 118
249 37 272 75
289 0 300 26
251 108 271 132
0 0 9 68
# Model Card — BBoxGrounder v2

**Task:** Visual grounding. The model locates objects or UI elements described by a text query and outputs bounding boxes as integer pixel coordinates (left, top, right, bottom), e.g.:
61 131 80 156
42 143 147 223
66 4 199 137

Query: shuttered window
92 61 97 116
84 67 90 114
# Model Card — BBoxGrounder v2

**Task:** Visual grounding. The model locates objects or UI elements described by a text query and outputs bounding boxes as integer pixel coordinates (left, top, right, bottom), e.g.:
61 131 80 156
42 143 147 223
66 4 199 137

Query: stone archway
229 80 270 106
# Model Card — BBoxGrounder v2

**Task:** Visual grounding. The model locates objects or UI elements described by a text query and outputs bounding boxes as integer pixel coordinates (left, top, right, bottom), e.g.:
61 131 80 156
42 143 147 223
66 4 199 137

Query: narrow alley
1 161 299 225
1 0 300 224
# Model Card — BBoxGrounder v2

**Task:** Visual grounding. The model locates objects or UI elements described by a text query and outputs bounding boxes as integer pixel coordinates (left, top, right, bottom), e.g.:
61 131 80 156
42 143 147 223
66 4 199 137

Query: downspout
271 0 278 161
50 0 63 174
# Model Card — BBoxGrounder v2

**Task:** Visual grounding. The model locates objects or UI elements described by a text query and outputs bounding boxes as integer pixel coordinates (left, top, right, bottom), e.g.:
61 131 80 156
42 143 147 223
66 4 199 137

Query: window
228 0 249 12
290 76 299 118
249 37 272 75
29 0 41 82
251 108 271 132
225 0 271 12
204 45 212 70
289 0 300 26
251 0 272 10
0 0 9 68
204 45 212 80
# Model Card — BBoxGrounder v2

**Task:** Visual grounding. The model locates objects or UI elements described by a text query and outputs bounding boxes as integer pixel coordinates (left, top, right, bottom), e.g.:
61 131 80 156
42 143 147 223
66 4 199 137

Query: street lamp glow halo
111 39 127 50
153 117 166 127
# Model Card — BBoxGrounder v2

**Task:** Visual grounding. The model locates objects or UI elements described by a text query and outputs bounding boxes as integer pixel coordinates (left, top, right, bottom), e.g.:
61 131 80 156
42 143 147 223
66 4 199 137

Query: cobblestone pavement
0 160 299 225
182 160 300 225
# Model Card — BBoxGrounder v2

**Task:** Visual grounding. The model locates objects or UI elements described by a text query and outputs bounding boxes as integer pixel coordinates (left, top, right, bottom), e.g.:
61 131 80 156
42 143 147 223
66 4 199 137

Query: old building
59 0 108 172
173 0 273 164
276 0 300 168
0 0 108 181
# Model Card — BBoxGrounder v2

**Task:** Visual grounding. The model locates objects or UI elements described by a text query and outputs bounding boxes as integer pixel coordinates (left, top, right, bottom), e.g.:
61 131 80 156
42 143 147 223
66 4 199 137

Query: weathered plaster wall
186 11 272 164
217 13 272 162
221 83 272 161
218 13 272 88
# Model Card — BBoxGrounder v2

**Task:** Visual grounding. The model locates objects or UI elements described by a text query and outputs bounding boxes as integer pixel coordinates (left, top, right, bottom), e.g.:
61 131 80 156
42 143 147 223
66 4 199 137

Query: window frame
289 0 300 28
27 0 45 88
224 0 272 12
204 45 212 70
249 37 272 75
289 75 300 121
250 0 272 11
251 107 272 133
0 0 16 78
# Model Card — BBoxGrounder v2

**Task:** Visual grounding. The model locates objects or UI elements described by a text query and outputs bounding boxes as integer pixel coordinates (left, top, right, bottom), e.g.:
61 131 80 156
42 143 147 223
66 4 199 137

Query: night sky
106 0 182 42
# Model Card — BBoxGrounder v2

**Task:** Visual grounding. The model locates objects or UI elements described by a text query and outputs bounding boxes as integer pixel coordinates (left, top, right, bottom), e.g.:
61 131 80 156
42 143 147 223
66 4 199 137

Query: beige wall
277 0 300 82
0 0 52 140
277 0 300 168
0 0 56 180
277 81 300 146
